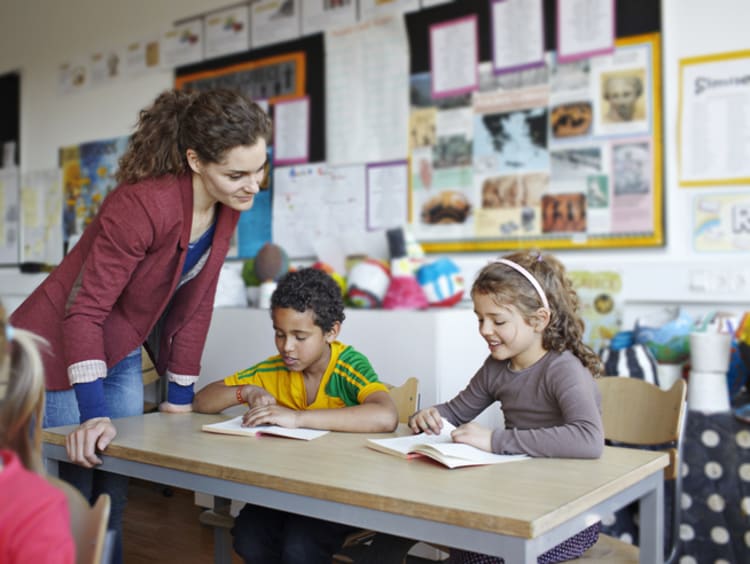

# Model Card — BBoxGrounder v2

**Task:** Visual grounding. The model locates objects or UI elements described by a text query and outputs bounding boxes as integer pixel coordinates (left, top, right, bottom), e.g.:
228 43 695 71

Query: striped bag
599 343 659 386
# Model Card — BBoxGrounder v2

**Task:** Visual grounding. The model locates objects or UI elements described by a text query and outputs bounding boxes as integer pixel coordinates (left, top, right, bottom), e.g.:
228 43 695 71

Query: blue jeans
44 348 144 564
232 503 355 564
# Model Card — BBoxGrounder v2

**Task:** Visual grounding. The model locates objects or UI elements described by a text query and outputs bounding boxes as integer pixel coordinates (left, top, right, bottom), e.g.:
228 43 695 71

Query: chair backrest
48 476 112 564
386 377 419 423
596 376 687 564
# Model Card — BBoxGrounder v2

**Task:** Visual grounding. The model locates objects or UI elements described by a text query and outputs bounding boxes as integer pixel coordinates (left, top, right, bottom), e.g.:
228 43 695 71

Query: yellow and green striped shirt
223 341 387 409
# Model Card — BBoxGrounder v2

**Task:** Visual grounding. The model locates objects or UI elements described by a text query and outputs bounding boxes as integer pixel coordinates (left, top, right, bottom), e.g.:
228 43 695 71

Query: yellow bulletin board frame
678 48 750 187
415 32 664 254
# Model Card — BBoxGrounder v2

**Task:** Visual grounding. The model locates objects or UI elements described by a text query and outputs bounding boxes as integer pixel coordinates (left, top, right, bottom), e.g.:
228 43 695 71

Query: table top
43 413 667 539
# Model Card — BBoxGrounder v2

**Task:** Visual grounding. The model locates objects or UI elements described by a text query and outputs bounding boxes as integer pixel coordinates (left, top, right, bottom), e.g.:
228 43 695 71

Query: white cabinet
198 306 501 428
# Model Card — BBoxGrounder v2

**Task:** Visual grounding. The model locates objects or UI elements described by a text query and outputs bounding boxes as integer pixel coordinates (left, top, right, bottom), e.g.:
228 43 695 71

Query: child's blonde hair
471 251 603 376
0 302 48 472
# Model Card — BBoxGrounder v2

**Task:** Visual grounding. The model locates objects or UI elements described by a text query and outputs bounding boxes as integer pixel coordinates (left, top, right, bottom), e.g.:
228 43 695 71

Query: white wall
2 0 750 320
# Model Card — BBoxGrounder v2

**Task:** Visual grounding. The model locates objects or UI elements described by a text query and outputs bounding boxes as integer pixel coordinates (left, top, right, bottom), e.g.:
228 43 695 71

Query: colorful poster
568 270 623 352
204 4 250 60
59 136 129 249
160 19 203 69
693 192 750 252
231 148 274 259
250 0 301 49
21 169 63 265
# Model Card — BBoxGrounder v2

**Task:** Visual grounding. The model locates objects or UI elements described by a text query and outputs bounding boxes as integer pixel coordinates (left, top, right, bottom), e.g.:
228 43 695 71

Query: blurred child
193 267 398 564
408 251 604 564
0 303 75 563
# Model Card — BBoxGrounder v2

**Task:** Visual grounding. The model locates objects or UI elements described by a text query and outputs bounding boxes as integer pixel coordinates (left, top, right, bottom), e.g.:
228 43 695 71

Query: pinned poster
556 0 615 63
204 4 250 60
273 96 310 165
491 0 545 75
251 0 301 49
160 18 203 69
430 15 479 99
302 0 357 36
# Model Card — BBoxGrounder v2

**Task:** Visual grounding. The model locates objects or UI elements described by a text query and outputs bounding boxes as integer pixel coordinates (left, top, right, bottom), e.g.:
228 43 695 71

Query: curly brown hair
116 88 273 184
470 251 602 377
270 268 345 333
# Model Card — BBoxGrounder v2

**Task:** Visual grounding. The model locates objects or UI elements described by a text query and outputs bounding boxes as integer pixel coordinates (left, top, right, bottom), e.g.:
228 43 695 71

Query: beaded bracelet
236 387 244 404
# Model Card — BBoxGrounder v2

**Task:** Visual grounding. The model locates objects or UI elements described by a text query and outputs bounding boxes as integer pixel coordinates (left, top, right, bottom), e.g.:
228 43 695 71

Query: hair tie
4 323 13 343
494 258 549 309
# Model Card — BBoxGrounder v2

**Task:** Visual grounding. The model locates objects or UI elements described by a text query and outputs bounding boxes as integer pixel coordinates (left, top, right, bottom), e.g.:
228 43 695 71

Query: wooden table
43 413 667 564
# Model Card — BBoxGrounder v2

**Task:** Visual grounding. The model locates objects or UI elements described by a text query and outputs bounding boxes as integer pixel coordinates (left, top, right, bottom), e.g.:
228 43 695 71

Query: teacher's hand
65 417 117 468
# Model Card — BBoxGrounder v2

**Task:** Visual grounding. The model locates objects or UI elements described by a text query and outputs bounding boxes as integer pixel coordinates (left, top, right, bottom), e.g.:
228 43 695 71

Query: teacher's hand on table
66 416 117 468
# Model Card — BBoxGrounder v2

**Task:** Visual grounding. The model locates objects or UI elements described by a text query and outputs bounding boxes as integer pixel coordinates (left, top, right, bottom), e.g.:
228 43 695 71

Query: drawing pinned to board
59 136 129 250
693 192 750 252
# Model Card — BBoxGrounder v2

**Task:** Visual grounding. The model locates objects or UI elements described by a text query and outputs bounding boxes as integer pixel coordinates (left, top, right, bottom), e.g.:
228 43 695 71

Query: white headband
494 258 549 310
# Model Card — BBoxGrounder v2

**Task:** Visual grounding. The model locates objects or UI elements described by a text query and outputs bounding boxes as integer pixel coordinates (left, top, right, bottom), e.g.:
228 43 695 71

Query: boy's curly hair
270 268 345 332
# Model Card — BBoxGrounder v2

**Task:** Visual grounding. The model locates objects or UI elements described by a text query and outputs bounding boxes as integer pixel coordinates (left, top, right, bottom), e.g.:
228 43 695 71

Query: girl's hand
407 407 444 435
242 404 297 428
243 386 277 409
65 417 117 468
451 422 492 452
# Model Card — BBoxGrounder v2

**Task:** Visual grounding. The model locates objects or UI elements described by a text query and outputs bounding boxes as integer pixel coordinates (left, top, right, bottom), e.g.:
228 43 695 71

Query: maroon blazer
11 174 239 391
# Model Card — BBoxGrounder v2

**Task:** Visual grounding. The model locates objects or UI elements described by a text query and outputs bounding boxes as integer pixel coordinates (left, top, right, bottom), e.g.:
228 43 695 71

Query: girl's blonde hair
0 303 48 472
471 251 603 376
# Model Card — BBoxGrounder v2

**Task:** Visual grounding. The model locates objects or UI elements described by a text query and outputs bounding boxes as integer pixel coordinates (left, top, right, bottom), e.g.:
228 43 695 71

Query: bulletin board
405 0 664 253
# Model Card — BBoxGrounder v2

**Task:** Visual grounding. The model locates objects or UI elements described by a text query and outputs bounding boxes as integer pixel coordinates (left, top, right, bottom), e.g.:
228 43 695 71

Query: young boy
193 267 398 564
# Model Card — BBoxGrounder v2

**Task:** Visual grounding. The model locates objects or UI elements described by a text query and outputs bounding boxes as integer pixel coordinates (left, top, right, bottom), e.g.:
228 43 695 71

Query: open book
366 419 528 469
202 415 329 441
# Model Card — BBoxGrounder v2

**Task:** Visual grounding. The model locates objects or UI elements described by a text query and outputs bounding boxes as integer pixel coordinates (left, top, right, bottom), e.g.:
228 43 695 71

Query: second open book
202 416 329 440
366 419 528 469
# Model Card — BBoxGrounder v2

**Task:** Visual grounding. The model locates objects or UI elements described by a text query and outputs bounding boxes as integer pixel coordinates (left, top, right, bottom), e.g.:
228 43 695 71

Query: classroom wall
1 0 749 322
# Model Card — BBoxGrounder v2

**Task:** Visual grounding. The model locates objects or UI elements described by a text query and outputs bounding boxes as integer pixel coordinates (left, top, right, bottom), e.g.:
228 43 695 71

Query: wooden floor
122 478 243 564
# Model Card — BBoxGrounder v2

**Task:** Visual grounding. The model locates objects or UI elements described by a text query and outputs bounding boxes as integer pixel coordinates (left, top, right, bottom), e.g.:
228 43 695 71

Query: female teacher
11 87 272 564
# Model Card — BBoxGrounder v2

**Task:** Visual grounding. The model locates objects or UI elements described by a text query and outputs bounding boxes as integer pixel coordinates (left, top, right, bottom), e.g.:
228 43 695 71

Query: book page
417 443 529 469
366 419 456 455
202 416 328 441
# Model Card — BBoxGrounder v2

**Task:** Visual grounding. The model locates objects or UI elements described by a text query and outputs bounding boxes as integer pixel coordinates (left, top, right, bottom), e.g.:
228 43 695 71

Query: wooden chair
577 377 687 564
48 476 112 564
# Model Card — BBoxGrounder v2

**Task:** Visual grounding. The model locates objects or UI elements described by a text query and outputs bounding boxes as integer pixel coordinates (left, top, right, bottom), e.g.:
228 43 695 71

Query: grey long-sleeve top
435 350 604 458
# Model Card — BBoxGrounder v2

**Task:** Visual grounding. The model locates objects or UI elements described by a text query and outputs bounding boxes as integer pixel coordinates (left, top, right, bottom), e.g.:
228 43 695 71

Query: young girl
0 303 75 563
408 251 604 564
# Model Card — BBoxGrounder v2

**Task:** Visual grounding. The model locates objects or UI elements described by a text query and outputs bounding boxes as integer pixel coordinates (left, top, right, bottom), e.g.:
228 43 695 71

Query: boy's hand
407 407 443 435
451 422 492 452
242 404 298 428
243 386 277 409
